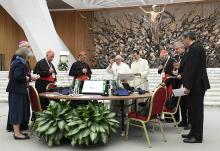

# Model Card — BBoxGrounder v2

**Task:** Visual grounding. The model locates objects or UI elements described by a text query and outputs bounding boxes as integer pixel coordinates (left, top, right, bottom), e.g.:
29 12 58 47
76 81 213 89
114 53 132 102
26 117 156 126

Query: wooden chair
125 86 167 148
27 85 42 134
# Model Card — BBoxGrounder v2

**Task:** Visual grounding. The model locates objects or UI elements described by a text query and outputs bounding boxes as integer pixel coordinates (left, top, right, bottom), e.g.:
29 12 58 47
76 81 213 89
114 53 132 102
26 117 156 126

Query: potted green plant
58 61 68 71
65 102 119 146
34 101 72 147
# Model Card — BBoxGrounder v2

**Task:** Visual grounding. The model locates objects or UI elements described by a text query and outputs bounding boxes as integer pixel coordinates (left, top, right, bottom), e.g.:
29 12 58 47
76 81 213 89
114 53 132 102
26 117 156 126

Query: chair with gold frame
27 85 42 134
163 96 182 133
46 83 57 91
125 86 167 148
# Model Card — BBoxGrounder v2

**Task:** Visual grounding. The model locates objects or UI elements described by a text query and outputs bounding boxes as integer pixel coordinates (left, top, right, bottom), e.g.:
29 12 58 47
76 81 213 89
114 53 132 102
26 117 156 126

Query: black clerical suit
182 41 210 141
158 57 179 121
69 60 92 80
158 57 177 97
158 56 176 76
69 60 92 107
176 52 190 126
33 58 57 109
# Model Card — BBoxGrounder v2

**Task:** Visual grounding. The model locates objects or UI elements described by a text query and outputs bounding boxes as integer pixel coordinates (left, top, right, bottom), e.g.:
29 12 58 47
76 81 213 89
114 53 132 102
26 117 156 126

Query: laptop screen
81 80 105 94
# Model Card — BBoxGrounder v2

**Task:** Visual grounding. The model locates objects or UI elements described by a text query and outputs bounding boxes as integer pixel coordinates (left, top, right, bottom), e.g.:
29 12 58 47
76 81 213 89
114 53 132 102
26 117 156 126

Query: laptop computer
116 73 135 81
81 80 105 95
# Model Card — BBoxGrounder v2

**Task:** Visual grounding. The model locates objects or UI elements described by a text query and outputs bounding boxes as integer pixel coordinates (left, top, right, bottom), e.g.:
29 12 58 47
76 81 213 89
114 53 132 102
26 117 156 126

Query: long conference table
39 92 152 134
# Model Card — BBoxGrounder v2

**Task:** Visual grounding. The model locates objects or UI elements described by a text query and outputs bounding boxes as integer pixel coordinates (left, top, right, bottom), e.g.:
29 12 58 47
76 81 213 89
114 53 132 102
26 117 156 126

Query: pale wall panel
0 7 95 69
50 11 95 64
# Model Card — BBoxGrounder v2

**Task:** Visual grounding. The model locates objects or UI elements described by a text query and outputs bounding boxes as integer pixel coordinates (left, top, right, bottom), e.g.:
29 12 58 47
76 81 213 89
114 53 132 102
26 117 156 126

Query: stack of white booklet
173 88 187 97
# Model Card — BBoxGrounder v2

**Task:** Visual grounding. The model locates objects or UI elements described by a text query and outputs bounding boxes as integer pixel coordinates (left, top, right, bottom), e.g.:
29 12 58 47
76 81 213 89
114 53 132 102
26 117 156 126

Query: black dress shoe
181 133 191 138
22 133 29 136
183 137 202 143
184 124 191 130
13 134 30 140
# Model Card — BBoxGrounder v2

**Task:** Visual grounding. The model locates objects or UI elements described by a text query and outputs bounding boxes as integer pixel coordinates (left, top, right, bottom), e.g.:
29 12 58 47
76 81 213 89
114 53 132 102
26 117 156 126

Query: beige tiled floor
0 102 220 151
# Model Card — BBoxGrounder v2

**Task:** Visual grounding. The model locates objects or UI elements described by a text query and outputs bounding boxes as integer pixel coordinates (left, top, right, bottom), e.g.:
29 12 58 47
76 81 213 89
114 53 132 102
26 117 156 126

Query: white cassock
106 62 131 77
130 58 150 91
130 58 150 111
106 62 131 113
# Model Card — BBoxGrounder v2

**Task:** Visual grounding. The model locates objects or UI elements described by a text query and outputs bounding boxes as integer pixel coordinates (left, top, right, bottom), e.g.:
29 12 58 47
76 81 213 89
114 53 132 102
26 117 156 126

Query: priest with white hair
106 55 131 119
106 55 131 76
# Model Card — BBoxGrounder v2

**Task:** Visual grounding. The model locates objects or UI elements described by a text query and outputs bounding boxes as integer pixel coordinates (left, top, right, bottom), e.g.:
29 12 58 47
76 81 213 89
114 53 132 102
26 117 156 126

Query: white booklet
172 88 187 97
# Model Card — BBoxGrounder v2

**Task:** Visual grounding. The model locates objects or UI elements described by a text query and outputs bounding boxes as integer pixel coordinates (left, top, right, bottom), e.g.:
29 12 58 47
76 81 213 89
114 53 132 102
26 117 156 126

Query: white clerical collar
45 58 51 68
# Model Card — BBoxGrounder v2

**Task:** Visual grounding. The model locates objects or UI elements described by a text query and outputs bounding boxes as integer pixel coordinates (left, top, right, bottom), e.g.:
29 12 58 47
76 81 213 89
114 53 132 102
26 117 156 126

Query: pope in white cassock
130 50 150 91
106 55 131 76
106 55 131 114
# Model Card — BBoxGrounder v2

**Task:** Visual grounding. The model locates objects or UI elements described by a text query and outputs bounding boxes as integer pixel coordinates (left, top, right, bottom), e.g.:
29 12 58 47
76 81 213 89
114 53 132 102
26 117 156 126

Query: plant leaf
99 126 106 133
37 121 53 133
110 127 117 133
58 121 65 131
68 128 80 136
67 121 78 126
71 138 76 146
78 123 87 130
101 133 108 144
90 125 96 132
83 129 90 138
108 119 119 123
46 126 57 135
90 132 97 142
47 137 53 147
106 113 116 118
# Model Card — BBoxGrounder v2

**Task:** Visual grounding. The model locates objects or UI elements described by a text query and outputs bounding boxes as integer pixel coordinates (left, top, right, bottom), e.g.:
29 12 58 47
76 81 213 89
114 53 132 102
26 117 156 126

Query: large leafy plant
66 102 119 146
34 101 72 147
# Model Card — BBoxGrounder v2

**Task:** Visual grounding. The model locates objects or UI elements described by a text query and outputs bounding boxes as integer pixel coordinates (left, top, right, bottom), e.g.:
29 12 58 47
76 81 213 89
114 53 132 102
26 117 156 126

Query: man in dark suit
33 50 57 109
173 41 190 130
181 31 210 143
69 50 92 81
158 50 179 122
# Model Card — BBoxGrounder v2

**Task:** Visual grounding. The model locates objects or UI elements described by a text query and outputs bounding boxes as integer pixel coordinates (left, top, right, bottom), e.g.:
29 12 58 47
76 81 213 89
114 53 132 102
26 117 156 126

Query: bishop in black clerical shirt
69 50 92 80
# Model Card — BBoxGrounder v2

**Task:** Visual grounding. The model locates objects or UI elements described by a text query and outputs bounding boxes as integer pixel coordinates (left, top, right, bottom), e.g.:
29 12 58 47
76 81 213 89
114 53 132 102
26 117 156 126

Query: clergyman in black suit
158 50 180 122
33 50 57 109
173 41 190 130
181 31 210 143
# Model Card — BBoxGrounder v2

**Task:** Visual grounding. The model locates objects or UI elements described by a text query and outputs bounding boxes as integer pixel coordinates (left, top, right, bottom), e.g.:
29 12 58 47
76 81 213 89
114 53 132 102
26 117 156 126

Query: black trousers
180 96 189 124
188 93 204 141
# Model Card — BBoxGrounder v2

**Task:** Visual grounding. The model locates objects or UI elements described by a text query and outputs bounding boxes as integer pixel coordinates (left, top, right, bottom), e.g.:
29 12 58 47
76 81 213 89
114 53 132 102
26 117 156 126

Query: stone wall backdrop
88 1 220 69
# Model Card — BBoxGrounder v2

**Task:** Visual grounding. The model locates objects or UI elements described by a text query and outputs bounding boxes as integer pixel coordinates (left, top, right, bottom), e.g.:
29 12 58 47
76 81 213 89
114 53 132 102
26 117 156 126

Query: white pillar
0 0 75 69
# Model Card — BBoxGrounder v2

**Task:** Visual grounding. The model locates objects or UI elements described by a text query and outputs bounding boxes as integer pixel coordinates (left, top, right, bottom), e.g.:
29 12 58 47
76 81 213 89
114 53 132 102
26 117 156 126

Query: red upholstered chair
46 83 57 91
27 85 42 133
125 86 167 148
163 96 181 133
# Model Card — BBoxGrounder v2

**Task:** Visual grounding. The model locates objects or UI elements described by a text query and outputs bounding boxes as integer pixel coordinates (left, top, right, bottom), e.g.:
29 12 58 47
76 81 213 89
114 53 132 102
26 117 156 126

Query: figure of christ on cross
140 4 166 43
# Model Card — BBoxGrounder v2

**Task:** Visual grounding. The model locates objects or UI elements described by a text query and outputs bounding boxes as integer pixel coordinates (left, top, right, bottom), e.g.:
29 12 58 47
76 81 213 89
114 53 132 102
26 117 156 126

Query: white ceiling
62 0 206 10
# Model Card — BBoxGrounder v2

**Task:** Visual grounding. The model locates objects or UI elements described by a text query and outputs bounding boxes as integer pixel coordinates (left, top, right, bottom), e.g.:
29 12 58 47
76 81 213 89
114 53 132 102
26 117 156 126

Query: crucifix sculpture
140 4 166 43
